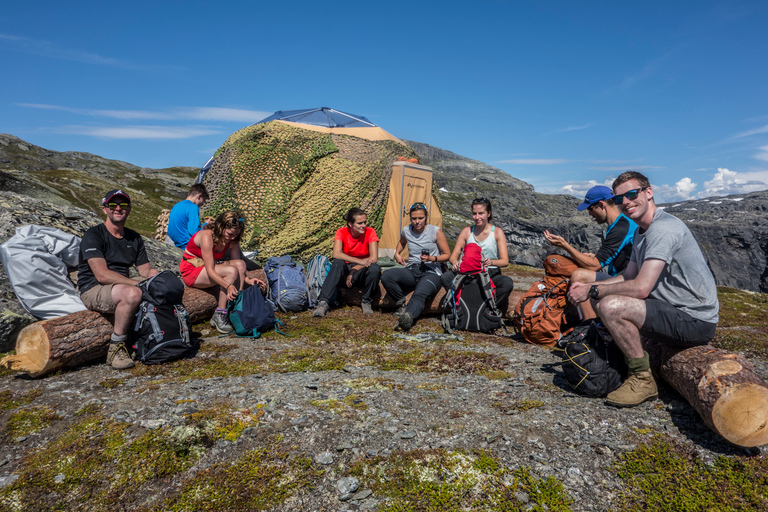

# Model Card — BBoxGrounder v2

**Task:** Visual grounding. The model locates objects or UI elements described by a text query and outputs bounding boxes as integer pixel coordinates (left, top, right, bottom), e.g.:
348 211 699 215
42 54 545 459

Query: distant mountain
2 133 766 293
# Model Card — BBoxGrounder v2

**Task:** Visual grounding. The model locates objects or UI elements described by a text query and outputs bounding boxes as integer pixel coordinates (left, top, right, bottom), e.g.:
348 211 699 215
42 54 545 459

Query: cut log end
712 383 768 447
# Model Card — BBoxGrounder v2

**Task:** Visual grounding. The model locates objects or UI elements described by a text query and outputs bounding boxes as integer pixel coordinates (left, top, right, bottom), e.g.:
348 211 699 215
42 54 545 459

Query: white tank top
467 225 499 268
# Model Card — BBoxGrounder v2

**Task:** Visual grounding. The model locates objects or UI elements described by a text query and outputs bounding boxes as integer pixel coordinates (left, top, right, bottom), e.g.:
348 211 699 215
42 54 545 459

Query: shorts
640 299 717 347
180 259 205 287
80 284 116 313
594 271 611 282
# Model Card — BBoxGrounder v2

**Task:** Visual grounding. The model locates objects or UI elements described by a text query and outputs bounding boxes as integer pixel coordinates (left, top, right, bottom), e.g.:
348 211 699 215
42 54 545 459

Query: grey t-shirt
402 224 442 275
631 208 719 323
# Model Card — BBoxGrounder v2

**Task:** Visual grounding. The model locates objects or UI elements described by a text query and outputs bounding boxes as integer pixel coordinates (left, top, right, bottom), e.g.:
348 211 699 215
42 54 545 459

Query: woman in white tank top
441 198 514 315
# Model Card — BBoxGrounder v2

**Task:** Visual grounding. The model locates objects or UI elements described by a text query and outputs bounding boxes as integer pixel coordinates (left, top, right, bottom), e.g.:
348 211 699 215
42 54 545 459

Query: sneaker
394 312 413 332
107 341 135 370
210 311 234 334
313 301 330 318
393 301 407 318
361 302 374 315
605 370 658 408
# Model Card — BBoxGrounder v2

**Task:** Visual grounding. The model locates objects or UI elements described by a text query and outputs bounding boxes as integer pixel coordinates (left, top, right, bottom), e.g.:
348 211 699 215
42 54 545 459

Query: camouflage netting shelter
199 118 438 261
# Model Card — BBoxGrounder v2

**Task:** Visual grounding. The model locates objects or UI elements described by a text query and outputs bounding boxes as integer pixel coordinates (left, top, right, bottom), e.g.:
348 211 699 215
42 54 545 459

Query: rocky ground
1 269 766 511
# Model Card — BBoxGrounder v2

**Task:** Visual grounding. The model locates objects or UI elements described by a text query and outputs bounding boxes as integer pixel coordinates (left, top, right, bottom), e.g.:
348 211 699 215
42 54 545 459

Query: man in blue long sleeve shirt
167 184 213 248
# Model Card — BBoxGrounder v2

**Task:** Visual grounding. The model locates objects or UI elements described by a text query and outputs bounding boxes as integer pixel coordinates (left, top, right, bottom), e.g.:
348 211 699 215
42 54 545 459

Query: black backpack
440 271 506 334
560 320 627 397
132 271 194 364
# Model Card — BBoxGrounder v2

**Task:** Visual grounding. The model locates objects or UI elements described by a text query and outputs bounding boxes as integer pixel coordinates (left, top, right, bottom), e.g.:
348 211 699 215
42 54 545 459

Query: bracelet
432 256 436 262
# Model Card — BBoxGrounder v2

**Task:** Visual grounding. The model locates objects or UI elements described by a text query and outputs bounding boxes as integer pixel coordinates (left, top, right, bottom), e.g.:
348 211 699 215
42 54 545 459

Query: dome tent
197 108 442 261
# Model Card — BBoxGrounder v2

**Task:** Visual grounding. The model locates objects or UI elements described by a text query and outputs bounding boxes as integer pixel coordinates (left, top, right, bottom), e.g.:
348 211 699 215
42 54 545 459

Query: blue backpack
228 285 277 338
264 255 309 312
306 254 331 307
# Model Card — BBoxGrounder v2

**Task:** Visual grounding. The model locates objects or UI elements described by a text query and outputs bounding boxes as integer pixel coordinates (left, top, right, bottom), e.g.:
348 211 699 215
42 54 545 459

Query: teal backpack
228 285 278 338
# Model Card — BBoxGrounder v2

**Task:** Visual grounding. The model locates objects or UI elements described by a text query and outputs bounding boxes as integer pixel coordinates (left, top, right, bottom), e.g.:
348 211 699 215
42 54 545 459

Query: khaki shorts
80 277 143 313
80 284 116 313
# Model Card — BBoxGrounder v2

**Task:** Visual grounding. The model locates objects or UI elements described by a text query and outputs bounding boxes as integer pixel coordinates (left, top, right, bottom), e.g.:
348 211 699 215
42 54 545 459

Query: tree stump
645 338 768 447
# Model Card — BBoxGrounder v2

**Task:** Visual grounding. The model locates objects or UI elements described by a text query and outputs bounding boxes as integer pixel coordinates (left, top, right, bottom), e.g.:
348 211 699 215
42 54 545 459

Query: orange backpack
513 254 578 347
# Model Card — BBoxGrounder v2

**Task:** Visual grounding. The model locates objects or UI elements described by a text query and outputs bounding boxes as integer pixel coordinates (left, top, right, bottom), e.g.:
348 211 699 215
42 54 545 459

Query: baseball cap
102 189 131 205
576 185 613 211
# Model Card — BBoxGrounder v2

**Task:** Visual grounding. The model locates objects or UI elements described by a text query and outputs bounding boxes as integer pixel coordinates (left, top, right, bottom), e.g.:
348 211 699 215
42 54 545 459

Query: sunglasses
613 187 648 205
105 202 131 210
409 202 428 212
226 217 246 227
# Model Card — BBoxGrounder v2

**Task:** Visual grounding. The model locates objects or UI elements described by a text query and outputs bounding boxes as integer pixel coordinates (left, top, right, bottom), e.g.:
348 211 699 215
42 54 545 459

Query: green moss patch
2 405 59 440
614 435 768 511
0 388 42 409
160 440 323 511
348 448 573 511
713 287 768 358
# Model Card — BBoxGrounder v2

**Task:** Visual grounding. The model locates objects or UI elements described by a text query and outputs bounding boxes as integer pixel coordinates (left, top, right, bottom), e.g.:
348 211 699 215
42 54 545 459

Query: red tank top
185 232 229 260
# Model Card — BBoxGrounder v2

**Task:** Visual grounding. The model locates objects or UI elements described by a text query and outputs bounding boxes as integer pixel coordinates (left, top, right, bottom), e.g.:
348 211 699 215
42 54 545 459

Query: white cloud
653 177 697 202
557 178 615 198
57 125 221 140
18 103 270 123
700 168 768 196
497 158 569 165
731 124 768 139
754 144 768 162
557 124 592 132
0 33 140 69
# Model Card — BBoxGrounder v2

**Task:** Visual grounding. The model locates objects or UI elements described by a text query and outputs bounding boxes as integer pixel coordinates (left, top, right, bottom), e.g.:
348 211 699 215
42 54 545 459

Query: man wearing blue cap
543 184 637 319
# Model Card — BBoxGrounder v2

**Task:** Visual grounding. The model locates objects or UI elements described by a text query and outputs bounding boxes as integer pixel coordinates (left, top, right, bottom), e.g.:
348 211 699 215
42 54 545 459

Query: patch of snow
439 187 448 192
709 201 722 205
684 208 697 211
729 198 745 202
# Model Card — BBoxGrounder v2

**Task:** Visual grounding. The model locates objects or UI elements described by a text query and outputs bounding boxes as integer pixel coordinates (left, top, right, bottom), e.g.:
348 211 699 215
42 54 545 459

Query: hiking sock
215 307 227 314
627 351 650 375
111 333 128 343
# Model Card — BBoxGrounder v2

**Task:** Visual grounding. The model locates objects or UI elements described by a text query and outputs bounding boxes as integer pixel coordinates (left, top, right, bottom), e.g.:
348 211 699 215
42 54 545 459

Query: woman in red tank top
179 210 264 333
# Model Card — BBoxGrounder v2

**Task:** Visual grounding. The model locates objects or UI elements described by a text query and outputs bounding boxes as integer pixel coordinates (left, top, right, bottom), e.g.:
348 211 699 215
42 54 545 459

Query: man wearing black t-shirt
78 189 158 369
544 185 638 320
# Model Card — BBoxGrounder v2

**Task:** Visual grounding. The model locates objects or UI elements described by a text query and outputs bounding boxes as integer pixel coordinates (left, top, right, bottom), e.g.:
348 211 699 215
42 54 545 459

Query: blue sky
2 1 767 203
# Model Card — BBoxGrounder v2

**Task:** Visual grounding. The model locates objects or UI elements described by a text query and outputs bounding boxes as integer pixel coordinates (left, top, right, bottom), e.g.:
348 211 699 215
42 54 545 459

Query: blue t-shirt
167 200 202 248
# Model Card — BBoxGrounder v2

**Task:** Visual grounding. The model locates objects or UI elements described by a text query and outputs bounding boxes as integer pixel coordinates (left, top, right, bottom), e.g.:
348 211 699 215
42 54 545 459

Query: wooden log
645 339 768 447
0 285 226 377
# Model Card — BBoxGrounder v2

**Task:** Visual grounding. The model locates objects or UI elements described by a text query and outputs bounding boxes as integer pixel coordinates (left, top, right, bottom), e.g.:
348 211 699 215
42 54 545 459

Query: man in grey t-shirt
568 171 719 408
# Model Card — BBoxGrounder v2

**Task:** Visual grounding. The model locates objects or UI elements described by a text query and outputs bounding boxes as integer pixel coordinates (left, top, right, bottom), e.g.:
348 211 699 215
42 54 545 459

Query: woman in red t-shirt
180 210 264 334
313 208 380 317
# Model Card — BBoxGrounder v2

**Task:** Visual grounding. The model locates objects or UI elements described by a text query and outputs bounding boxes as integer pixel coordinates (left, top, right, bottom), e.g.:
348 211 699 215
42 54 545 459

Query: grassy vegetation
614 435 768 511
712 287 768 358
348 448 574 511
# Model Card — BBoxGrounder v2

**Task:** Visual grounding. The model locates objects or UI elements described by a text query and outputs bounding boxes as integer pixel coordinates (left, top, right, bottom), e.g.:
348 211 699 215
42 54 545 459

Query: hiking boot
605 370 658 408
361 302 374 315
394 312 413 332
313 301 330 318
210 311 234 334
393 301 407 318
107 341 135 370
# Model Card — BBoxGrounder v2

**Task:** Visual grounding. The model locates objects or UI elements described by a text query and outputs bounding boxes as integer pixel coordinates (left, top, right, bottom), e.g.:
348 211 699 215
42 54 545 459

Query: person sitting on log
180 210 264 334
77 189 159 370
166 183 215 248
313 207 381 317
567 171 719 408
440 197 514 315
543 185 638 320
381 202 450 331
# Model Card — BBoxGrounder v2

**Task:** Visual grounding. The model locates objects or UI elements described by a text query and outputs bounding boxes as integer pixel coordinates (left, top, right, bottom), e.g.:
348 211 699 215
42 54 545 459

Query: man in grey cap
77 189 158 369
544 185 638 320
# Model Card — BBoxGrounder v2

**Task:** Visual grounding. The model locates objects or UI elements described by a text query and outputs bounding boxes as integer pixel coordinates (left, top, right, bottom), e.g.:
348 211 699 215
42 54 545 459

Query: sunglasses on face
613 187 648 205
226 218 245 228
105 202 131 210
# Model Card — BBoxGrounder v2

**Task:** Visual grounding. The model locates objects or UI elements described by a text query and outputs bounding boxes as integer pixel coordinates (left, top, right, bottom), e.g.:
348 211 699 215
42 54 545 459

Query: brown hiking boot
107 341 135 370
605 370 658 408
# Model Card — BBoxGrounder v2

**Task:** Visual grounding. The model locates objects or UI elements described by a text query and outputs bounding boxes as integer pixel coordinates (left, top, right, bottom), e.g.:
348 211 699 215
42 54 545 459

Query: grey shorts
80 284 116 313
640 299 717 347
594 271 612 282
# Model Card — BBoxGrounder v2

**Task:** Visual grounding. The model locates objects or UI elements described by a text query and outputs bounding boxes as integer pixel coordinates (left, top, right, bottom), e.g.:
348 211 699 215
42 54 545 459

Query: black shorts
640 299 717 347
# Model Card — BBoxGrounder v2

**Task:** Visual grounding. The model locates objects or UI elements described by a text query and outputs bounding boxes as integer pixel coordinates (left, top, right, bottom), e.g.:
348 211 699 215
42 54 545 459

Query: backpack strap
477 271 509 336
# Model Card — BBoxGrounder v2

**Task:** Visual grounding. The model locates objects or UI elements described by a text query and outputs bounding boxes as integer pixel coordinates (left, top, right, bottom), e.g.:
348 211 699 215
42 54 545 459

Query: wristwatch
588 285 600 301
